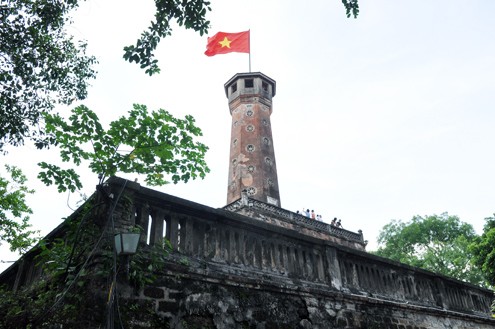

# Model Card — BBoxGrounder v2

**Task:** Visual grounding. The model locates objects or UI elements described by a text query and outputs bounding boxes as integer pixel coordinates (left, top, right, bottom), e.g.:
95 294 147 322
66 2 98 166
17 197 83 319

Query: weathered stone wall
121 267 495 329
2 177 494 328
106 178 494 328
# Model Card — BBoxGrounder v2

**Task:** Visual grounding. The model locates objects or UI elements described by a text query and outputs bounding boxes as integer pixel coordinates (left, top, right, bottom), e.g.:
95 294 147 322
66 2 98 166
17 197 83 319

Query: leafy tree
374 213 487 287
0 0 97 150
0 165 38 253
470 215 495 288
38 104 210 192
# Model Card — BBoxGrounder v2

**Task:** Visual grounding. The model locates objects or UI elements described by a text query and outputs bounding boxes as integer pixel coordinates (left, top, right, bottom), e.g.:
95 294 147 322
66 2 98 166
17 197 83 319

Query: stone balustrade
224 195 364 244
111 178 493 317
1 177 493 324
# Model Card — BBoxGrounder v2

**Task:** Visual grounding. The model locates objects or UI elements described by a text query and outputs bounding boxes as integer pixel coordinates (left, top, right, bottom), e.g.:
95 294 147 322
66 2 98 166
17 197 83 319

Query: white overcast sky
2 0 495 270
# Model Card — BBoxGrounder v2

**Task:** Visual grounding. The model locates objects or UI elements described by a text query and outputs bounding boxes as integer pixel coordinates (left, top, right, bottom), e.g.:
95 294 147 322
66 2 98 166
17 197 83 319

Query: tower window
245 79 254 88
262 81 268 92
231 82 237 93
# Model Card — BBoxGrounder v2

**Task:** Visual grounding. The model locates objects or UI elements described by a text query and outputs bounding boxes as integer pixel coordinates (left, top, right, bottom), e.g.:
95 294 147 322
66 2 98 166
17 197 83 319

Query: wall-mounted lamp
114 232 141 256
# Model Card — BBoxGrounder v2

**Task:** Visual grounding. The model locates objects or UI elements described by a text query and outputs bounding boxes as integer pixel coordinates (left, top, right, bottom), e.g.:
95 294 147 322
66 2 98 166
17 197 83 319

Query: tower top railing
223 192 365 245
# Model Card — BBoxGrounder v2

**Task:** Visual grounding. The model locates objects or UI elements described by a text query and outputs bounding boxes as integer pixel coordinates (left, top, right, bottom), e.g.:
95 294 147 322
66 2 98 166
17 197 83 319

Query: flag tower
224 72 281 207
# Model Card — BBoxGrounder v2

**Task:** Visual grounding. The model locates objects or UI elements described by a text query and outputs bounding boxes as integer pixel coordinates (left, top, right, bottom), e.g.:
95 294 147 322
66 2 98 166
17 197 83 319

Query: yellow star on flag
219 37 232 48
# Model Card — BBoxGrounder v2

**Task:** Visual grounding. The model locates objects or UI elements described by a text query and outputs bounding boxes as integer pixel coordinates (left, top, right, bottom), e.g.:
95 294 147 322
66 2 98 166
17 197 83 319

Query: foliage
129 239 172 291
469 215 495 288
0 200 106 328
38 104 210 192
374 213 487 287
123 0 212 75
0 279 55 328
0 0 97 150
342 0 359 18
0 193 175 327
0 165 38 253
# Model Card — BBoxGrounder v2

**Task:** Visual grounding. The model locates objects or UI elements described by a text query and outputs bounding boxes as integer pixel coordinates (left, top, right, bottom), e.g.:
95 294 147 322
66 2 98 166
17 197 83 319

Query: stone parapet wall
122 268 495 329
224 193 365 250
1 177 493 328
109 178 493 318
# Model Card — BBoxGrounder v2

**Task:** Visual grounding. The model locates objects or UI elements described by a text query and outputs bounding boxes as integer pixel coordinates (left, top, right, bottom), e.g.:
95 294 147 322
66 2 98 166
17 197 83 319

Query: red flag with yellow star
204 31 250 57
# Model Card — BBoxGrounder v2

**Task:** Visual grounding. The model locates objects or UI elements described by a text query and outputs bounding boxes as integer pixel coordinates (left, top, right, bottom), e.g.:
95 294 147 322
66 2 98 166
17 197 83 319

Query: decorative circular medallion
246 110 254 117
263 137 270 145
262 119 268 126
267 178 274 186
246 124 255 132
246 144 255 152
232 159 237 167
247 165 255 173
233 139 238 146
265 157 272 166
247 187 257 195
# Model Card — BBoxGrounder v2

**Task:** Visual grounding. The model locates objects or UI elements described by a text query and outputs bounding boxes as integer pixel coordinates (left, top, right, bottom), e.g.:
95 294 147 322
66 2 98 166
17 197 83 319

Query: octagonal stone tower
225 72 281 207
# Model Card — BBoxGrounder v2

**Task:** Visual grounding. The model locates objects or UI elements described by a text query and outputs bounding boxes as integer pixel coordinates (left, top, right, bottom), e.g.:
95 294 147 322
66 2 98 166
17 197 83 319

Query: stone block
143 286 164 299
158 300 180 313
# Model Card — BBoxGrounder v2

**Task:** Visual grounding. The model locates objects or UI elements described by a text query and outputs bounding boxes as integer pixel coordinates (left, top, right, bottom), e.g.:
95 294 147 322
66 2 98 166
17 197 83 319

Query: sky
2 0 495 271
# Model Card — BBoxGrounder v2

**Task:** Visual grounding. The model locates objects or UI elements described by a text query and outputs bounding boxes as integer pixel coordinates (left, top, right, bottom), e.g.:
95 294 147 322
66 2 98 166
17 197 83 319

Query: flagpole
248 29 251 72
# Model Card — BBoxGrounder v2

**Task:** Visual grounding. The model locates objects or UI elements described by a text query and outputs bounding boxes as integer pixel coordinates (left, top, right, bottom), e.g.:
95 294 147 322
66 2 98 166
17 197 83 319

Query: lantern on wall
114 232 141 256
